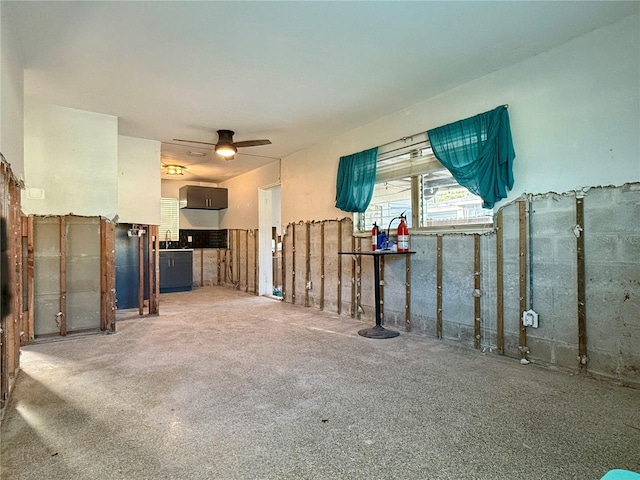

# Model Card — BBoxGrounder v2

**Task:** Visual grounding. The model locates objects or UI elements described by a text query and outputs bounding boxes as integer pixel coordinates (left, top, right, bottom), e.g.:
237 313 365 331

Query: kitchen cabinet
160 250 193 293
179 186 228 210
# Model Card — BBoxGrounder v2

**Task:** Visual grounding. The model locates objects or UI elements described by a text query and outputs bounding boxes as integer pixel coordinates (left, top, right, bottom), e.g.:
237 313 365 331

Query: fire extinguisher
397 214 409 252
371 222 378 251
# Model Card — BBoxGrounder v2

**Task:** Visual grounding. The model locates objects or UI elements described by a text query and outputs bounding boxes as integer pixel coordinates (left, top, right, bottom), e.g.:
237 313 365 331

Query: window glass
357 140 492 232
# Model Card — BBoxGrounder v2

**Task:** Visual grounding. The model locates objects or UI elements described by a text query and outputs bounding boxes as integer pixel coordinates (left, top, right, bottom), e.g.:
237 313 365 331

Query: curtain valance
335 147 378 213
427 105 515 209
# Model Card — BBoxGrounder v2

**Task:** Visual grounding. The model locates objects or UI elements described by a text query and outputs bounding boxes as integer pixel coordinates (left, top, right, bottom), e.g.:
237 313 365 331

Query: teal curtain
335 147 378 213
427 105 515 209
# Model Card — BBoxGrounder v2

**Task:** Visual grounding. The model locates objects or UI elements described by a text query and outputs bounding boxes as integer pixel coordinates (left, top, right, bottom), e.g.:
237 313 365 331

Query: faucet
165 230 171 242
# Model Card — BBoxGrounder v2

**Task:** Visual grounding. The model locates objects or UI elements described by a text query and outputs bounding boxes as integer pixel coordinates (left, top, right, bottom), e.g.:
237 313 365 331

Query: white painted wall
281 14 640 224
0 3 25 178
161 179 220 229
22 104 119 218
118 135 161 225
219 160 280 230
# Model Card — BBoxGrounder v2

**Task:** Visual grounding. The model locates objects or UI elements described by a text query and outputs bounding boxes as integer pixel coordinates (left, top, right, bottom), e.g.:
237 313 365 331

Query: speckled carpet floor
1 287 639 480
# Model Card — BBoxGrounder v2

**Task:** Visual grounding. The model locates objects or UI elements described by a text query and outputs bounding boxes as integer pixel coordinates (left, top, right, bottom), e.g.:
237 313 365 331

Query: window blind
375 133 444 182
160 197 179 241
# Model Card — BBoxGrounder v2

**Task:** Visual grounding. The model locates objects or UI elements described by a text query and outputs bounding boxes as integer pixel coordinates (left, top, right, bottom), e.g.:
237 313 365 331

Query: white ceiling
6 1 638 183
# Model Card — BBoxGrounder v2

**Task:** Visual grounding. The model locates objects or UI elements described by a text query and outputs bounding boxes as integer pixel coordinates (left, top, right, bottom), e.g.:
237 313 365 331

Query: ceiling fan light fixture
215 144 237 158
163 164 186 176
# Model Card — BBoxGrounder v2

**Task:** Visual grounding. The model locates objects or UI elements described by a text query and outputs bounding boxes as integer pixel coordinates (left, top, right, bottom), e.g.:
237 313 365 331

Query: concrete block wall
276 184 640 387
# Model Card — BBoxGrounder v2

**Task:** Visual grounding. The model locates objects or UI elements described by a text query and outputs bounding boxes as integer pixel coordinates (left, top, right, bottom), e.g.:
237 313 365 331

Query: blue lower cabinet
160 250 193 293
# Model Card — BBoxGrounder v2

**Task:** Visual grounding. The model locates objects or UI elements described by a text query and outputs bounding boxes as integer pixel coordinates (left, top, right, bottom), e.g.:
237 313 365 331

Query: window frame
354 134 495 235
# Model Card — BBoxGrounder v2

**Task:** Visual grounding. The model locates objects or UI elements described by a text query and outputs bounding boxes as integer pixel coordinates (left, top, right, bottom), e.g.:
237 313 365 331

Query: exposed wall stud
320 222 325 310
576 196 588 371
26 216 35 341
291 223 296 305
282 228 287 301
405 253 411 332
245 230 249 293
351 231 356 318
337 220 342 315
474 234 481 349
59 217 67 336
305 222 310 307
496 210 505 354
518 201 528 358
149 225 159 316
436 235 443 339
254 229 258 295
138 229 144 316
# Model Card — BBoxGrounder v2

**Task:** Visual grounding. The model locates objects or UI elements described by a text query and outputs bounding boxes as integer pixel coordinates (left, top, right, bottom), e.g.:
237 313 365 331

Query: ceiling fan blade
234 139 272 148
173 138 217 146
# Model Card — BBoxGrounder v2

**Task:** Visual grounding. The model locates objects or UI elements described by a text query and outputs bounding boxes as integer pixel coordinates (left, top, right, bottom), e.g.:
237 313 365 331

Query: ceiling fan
173 130 271 160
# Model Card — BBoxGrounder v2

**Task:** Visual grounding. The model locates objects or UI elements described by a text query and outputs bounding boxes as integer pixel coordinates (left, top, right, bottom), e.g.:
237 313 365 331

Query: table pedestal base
358 325 399 339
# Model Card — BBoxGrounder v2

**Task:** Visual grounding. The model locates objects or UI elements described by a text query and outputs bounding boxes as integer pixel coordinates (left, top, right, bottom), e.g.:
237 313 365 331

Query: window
356 134 492 232
160 197 179 241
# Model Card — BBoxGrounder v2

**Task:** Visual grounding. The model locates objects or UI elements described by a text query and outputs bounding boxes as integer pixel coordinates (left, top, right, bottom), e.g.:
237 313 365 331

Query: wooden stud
236 229 241 285
147 225 154 313
26 216 35 341
576 196 588 371
59 217 67 336
350 230 356 318
356 236 361 319
138 228 144 316
100 218 108 330
405 253 411 332
337 220 342 315
436 235 443 339
474 234 481 349
149 225 159 315
254 229 258 295
282 228 287 301
518 201 527 355
217 249 222 286
245 230 249 293
200 248 204 287
320 222 325 310
105 220 117 330
496 210 505 355
305 222 310 307
291 224 296 305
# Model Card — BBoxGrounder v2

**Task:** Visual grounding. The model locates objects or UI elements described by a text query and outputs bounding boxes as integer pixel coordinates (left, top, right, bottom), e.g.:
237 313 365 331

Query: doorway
258 184 281 298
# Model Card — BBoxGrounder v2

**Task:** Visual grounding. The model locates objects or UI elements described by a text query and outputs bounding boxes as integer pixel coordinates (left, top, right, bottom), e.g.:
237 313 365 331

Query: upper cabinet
179 186 228 210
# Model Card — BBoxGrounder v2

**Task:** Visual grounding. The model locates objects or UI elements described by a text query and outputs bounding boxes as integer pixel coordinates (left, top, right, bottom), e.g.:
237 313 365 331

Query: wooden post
217 249 222 286
138 230 144 316
496 211 505 355
474 234 481 349
147 226 155 313
282 229 287 301
436 235 443 339
100 218 108 330
149 225 159 315
254 229 258 295
405 253 411 332
291 224 296 305
337 220 342 315
576 196 588 371
245 229 249 293
105 221 116 330
236 229 241 285
351 231 356 318
320 222 325 310
518 201 528 357
26 216 35 342
305 222 310 307
200 249 204 287
59 217 67 336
